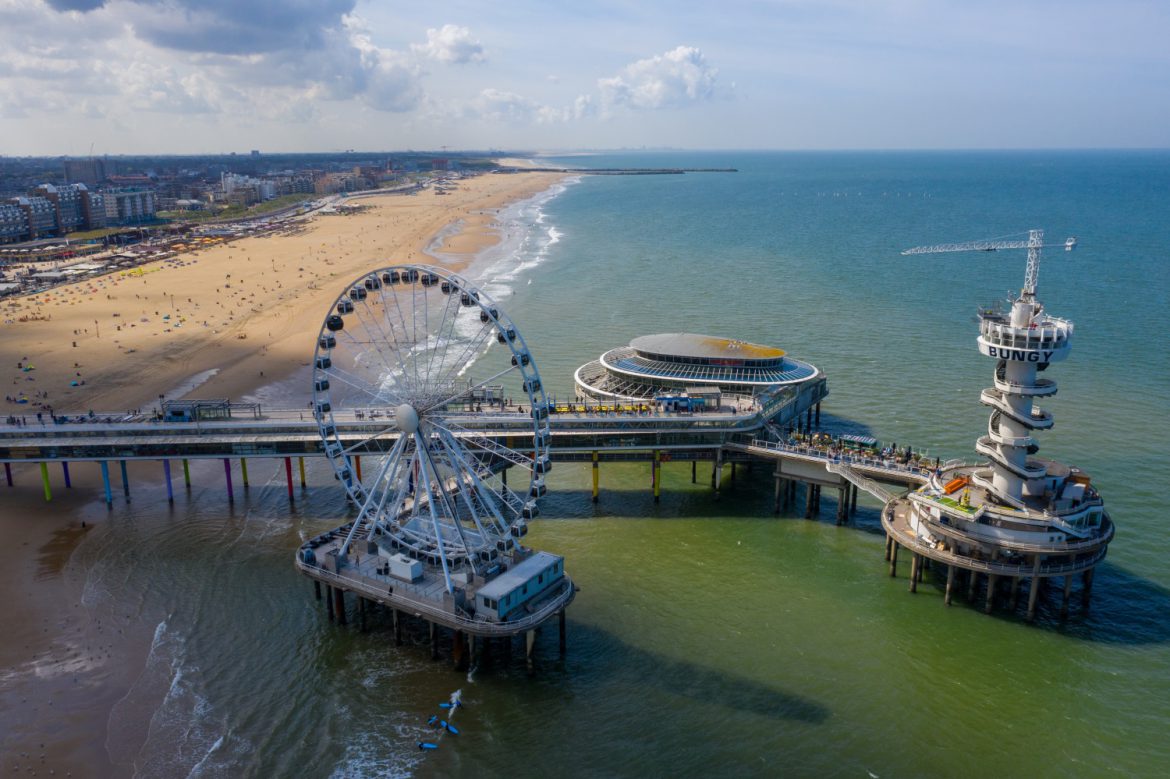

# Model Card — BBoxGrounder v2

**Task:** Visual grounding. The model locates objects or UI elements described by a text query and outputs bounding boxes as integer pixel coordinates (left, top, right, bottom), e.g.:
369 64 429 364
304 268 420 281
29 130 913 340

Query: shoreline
0 169 569 777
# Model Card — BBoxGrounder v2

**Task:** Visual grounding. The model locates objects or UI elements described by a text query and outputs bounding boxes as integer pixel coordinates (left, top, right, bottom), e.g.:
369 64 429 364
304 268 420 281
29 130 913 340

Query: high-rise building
33 183 86 233
11 196 57 239
63 158 108 186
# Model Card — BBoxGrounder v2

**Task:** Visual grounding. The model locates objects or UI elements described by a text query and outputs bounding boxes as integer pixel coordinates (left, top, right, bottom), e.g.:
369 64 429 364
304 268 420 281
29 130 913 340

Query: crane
902 229 1076 297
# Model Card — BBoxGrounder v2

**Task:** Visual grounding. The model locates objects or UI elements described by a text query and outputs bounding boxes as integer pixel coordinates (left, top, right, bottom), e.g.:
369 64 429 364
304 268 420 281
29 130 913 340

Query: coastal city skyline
3 0 1169 155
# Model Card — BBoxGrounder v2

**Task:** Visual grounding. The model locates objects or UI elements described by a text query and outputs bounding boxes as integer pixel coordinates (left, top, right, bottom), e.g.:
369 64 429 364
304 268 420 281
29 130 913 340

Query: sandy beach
1 170 563 416
0 169 566 777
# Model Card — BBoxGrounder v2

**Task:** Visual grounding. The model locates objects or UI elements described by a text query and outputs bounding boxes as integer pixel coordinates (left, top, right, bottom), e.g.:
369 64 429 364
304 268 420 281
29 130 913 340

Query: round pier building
574 332 820 407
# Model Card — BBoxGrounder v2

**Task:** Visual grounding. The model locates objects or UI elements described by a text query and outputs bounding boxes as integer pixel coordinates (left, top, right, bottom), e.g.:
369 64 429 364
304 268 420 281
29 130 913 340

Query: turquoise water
35 152 1170 776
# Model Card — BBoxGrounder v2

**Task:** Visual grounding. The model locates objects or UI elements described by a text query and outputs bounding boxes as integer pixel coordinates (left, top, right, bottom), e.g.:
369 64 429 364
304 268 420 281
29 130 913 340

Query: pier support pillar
358 596 367 632
652 450 661 503
559 609 567 657
691 460 696 484
62 461 72 489
223 459 234 502
3 462 11 487
120 460 130 500
815 402 821 428
453 630 468 671
393 609 402 646
333 587 346 626
430 622 439 660
909 554 919 593
967 570 979 603
314 580 321 601
40 461 51 502
713 451 722 500
1081 568 1095 611
325 585 334 620
773 471 783 514
851 482 859 515
889 542 899 577
836 487 847 525
284 457 294 499
805 408 812 433
945 565 956 606
526 629 536 675
1060 575 1073 620
298 457 307 489
100 461 112 507
163 459 173 503
884 534 892 562
182 458 191 488
1009 577 1022 611
591 451 599 503
731 462 736 482
240 457 249 488
1026 558 1042 622
804 483 815 519
985 574 998 614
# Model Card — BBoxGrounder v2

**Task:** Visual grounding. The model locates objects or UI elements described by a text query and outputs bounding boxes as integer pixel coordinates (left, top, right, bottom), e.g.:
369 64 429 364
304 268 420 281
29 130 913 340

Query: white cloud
412 24 485 65
598 46 718 111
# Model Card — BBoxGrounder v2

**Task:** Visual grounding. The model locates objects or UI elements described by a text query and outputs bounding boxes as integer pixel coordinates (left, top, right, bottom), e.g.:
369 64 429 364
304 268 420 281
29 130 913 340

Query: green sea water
21 151 1170 777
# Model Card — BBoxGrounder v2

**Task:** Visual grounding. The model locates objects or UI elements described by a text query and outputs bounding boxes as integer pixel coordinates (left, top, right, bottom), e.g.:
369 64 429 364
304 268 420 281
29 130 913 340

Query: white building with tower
883 230 1113 620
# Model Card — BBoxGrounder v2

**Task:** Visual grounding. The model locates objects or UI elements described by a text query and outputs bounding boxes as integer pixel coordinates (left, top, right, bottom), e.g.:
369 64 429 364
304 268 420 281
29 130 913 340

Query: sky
1 0 1168 155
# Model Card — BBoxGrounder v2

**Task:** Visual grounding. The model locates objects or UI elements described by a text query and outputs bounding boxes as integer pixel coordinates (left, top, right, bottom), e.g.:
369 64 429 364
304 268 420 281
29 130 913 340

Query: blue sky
1 0 1167 154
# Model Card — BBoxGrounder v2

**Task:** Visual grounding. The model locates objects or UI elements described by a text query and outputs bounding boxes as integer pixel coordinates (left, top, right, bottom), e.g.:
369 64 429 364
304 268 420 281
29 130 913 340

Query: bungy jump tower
884 230 1114 620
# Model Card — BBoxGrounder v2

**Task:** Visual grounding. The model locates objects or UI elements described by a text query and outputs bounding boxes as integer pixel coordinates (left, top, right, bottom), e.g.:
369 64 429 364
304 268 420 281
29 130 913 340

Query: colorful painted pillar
240 457 249 488
162 460 174 503
284 457 295 499
100 461 112 506
224 458 234 502
120 460 130 501
61 461 72 489
298 457 306 489
40 462 51 502
591 451 599 503
4 462 11 487
182 458 191 488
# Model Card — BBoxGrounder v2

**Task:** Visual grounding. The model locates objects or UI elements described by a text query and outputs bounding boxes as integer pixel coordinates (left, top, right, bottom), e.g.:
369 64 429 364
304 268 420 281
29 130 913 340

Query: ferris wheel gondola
310 264 551 594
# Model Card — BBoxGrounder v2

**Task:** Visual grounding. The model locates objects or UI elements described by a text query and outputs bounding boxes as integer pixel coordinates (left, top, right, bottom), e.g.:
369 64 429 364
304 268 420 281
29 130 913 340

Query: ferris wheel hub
395 403 419 435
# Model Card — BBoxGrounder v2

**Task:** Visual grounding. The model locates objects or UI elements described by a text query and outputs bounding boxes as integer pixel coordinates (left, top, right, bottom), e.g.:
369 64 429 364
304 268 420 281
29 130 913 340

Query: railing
825 461 899 503
295 557 575 636
741 438 932 484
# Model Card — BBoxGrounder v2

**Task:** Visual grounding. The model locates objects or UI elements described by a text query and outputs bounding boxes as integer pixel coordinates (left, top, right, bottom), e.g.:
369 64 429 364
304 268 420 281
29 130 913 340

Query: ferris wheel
310 264 552 593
